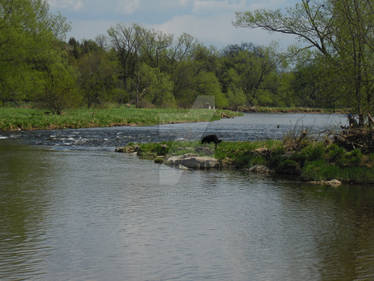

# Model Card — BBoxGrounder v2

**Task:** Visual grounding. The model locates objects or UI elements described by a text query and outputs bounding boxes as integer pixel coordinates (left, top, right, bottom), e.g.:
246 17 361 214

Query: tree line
1 0 372 120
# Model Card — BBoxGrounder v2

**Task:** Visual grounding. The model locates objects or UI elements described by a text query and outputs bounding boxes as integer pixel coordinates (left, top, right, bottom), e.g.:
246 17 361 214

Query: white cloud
153 13 292 48
47 0 84 11
179 0 190 6
192 0 246 13
68 19 117 40
117 0 140 15
53 0 297 47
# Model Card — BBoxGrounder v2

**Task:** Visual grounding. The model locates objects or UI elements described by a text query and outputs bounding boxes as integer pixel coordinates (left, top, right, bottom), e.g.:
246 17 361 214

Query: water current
0 113 373 281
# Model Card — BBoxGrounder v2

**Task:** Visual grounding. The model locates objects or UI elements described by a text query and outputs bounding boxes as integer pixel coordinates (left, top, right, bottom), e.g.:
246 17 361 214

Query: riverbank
116 138 374 185
0 107 242 131
237 106 349 114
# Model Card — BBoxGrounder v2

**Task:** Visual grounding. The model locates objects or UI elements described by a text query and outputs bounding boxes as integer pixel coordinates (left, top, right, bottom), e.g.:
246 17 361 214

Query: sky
47 0 298 49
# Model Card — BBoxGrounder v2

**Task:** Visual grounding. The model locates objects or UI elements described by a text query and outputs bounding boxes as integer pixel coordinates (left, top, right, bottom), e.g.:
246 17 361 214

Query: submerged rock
166 154 219 169
309 179 342 187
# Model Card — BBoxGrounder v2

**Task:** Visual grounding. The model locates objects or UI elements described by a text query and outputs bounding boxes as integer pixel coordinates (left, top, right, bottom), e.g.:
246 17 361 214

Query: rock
177 164 190 170
249 165 271 175
309 179 342 187
154 157 164 164
254 147 269 154
115 145 140 153
254 147 271 159
328 179 342 187
221 157 233 168
166 154 219 169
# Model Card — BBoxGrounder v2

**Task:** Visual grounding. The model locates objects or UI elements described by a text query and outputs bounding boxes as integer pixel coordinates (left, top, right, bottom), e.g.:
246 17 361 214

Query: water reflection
0 144 373 281
0 144 53 280
277 182 374 281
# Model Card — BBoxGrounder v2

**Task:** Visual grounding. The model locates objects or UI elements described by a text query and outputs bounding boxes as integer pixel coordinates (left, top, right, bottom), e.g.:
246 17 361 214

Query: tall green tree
0 0 71 107
78 50 120 107
235 0 374 125
130 63 175 108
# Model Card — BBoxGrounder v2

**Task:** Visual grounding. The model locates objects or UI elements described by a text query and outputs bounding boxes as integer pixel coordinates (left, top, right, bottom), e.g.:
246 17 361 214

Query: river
0 113 373 281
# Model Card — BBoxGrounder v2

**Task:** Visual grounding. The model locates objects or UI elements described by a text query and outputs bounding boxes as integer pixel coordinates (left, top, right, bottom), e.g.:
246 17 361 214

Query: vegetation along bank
0 107 241 131
116 130 374 185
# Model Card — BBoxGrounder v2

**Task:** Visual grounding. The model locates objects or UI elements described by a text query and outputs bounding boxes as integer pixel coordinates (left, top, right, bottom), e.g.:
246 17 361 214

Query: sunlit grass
0 106 242 131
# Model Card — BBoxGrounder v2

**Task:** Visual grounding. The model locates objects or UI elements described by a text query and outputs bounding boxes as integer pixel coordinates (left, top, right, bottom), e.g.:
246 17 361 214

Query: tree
130 63 175 108
235 0 374 126
107 24 144 88
36 57 79 114
0 0 70 105
78 50 120 107
219 43 278 106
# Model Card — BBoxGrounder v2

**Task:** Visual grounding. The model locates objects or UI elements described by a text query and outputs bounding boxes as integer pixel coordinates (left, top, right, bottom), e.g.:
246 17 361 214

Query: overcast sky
47 0 298 48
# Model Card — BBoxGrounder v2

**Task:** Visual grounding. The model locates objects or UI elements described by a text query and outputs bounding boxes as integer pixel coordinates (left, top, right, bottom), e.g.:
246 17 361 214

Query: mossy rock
154 157 164 164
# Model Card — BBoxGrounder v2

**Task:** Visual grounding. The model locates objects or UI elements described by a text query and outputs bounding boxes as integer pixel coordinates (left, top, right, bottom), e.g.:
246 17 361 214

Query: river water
0 113 373 281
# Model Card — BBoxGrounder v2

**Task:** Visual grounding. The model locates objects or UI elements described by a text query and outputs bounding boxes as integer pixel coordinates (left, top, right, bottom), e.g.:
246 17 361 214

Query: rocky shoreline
113 139 374 187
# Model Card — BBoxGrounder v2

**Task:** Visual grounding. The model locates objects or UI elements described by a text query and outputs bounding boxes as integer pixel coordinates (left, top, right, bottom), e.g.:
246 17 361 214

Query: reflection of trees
0 144 52 279
279 182 374 281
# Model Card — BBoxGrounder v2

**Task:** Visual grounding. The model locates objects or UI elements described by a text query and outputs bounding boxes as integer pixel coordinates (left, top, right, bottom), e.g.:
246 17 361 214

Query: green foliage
299 143 326 162
235 0 374 122
0 0 70 105
326 144 345 163
1 3 362 114
36 58 80 114
78 50 120 107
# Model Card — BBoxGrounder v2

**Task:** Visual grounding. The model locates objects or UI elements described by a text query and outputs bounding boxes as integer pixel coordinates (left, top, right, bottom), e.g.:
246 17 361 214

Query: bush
275 159 301 176
301 160 340 181
343 149 363 166
299 143 326 162
326 144 345 163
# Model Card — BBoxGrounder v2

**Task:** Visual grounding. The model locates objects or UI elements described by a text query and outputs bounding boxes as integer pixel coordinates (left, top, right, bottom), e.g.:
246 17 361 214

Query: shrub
343 149 363 166
326 144 345 163
275 159 301 176
301 160 340 181
299 143 326 162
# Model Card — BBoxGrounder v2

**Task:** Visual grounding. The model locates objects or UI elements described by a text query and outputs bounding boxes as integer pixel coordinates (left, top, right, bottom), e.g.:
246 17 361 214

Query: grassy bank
237 106 349 114
118 138 374 184
0 106 242 131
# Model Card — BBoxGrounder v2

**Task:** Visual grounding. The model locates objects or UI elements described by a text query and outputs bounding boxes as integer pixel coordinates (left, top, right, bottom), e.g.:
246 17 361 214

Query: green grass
119 139 374 184
0 106 242 131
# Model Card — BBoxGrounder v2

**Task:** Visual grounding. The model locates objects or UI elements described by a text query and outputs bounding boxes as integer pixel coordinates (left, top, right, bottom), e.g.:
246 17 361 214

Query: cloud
192 0 246 13
153 13 292 48
47 0 84 11
68 19 117 39
117 0 140 15
53 0 297 47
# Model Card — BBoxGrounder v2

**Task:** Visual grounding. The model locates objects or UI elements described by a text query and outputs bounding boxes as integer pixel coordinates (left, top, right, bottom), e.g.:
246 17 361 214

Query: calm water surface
0 114 373 281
